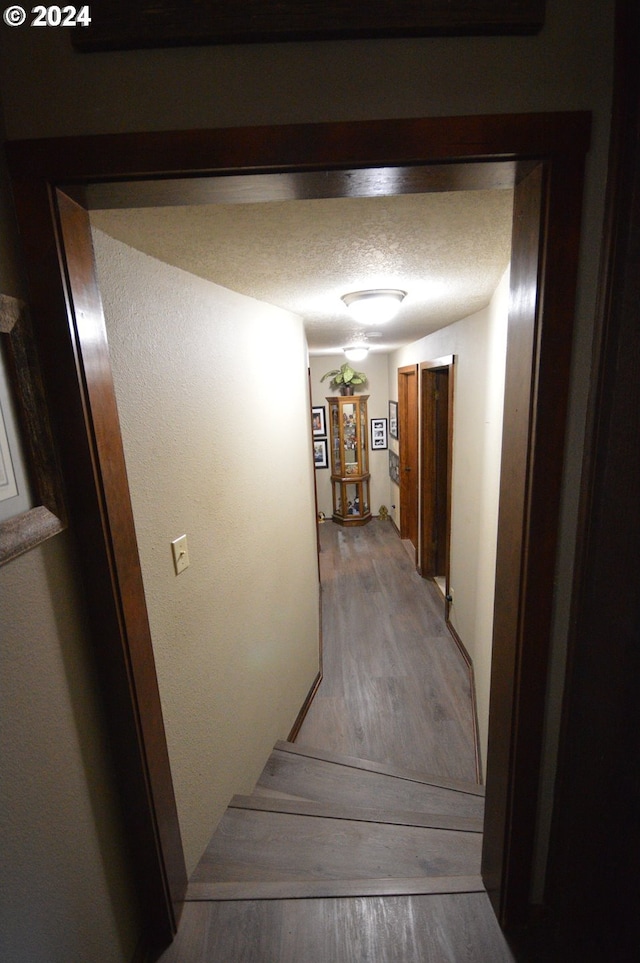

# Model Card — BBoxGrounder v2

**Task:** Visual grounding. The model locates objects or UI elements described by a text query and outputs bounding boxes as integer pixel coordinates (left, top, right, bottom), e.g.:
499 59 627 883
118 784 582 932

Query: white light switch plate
171 534 190 575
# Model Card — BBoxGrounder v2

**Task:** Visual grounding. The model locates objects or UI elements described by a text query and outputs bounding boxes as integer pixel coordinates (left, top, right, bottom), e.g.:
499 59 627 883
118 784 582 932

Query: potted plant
320 362 368 395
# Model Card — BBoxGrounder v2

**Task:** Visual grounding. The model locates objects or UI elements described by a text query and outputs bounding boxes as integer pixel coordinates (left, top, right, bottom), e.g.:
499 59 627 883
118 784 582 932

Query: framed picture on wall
73 2 547 53
389 450 400 485
370 417 388 450
314 438 328 469
389 401 398 439
311 405 326 437
0 294 66 566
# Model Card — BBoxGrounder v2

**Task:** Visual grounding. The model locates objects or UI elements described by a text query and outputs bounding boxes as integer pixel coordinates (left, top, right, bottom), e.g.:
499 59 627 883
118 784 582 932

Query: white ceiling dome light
343 344 370 362
341 289 406 325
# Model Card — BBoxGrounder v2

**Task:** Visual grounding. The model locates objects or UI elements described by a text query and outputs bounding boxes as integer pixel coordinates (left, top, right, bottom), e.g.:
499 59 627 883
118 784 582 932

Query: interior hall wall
92 229 320 875
310 352 391 520
390 268 510 771
0 120 140 963
0 0 615 936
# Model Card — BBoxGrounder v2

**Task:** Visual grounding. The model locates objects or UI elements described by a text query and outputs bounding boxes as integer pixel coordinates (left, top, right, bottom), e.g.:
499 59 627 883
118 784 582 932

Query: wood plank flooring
190 808 482 883
297 520 478 781
164 893 515 962
157 520 515 962
255 743 484 818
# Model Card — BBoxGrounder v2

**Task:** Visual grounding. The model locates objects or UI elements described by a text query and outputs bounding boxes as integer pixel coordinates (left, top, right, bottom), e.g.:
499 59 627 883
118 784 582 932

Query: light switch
171 534 190 575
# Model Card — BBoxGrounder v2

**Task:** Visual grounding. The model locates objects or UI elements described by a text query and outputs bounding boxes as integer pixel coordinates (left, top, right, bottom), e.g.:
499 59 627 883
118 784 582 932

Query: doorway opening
420 357 454 614
7 112 590 946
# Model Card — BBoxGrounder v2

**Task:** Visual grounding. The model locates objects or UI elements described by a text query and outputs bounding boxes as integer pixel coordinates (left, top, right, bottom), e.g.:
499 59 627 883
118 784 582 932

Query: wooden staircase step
230 794 483 834
256 744 484 820
250 786 310 801
190 807 482 887
186 874 486 902
275 741 484 795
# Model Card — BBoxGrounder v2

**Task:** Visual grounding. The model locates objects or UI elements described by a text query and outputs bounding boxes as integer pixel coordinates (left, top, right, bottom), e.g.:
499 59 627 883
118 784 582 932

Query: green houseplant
320 362 368 395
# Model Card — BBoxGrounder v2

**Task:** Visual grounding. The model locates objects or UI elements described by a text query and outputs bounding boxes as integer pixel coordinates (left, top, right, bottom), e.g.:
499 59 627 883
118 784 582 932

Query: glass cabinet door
327 395 371 526
342 402 359 475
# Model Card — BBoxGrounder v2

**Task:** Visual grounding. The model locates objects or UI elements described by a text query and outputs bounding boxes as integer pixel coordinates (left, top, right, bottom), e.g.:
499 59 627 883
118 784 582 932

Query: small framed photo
389 401 398 439
389 450 400 485
311 405 326 437
313 438 328 469
370 417 388 450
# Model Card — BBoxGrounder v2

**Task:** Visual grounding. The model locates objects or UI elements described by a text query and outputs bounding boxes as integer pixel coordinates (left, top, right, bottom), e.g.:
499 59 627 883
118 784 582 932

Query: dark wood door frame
398 364 419 558
419 357 454 605
5 113 590 946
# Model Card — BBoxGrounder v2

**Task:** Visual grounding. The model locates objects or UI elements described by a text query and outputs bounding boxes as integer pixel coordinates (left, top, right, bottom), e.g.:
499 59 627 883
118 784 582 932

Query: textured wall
92 229 320 874
391 268 510 772
0 537 140 962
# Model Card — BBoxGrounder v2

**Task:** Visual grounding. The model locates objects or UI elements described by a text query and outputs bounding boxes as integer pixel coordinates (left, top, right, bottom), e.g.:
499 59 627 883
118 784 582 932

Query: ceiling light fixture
343 344 370 362
342 289 406 325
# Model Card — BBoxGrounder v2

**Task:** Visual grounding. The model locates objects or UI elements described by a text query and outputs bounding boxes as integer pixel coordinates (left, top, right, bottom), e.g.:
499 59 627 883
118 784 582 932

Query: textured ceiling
91 189 513 354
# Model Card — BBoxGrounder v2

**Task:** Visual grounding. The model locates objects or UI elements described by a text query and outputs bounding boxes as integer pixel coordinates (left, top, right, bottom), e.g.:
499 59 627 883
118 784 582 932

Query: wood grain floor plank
258 751 484 819
160 893 516 962
230 794 483 833
298 520 479 780
186 875 485 902
273 741 485 795
190 809 482 884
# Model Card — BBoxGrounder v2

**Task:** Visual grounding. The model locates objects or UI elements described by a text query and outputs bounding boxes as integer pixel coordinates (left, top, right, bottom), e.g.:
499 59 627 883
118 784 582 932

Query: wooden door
420 358 454 598
398 364 419 556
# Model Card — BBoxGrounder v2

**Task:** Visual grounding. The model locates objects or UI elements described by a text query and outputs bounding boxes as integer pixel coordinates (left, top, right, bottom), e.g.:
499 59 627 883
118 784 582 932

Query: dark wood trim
483 163 547 924
397 364 419 556
419 356 455 370
445 617 473 671
446 619 483 786
482 149 588 927
445 364 455 620
53 189 188 938
0 294 67 564
4 112 590 943
72 0 546 52
6 115 590 186
85 161 533 212
288 670 323 743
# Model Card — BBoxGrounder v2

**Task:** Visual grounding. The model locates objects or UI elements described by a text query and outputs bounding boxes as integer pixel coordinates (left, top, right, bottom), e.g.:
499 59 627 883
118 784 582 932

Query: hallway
297 519 478 781
158 520 514 961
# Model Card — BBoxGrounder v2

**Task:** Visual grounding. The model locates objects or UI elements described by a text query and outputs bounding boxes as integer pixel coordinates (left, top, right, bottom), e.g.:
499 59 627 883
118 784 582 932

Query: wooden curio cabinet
327 395 372 526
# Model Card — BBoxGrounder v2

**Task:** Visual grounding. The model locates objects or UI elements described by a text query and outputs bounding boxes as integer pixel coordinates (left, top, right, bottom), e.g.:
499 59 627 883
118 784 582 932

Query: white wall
391 269 510 770
92 229 320 875
310 352 391 519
